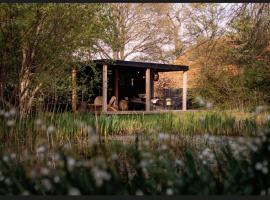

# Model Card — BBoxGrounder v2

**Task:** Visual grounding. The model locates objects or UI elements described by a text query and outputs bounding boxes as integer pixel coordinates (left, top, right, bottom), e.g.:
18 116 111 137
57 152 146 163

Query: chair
91 96 118 111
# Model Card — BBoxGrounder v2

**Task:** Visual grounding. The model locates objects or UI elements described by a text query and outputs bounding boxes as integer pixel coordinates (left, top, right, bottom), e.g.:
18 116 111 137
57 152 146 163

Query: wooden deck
89 109 203 115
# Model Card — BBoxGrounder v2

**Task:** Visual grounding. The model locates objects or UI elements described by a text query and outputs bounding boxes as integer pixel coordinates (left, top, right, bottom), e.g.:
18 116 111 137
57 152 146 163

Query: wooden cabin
74 59 189 114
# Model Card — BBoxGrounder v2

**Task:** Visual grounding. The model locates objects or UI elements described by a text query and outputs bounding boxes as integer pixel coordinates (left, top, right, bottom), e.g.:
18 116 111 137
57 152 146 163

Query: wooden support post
71 65 77 112
182 70 188 111
150 71 154 98
145 68 151 111
114 68 119 106
102 64 108 112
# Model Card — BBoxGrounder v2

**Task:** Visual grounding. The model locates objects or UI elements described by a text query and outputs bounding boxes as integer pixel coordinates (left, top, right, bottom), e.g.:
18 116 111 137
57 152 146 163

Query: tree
92 3 173 62
0 3 106 116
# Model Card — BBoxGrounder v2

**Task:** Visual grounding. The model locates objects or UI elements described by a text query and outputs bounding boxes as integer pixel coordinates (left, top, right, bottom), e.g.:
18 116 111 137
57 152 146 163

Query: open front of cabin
75 60 189 114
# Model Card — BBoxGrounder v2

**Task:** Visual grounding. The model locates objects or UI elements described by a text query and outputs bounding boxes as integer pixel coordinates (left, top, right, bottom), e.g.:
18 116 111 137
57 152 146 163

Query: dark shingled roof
93 59 189 72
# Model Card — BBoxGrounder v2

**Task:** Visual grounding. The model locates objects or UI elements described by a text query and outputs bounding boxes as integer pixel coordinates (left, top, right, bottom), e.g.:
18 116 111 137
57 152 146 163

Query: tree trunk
71 65 77 112
19 49 30 117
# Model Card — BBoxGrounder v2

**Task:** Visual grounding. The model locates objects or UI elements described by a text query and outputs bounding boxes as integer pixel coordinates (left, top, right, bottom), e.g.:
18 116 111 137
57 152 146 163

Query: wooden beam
182 70 188 111
145 68 151 111
150 71 154 98
114 68 119 106
102 64 108 112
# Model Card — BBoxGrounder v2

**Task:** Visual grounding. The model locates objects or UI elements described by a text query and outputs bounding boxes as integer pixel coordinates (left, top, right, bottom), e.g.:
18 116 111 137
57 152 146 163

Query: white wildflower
140 160 148 168
254 105 267 115
159 155 164 160
4 112 10 118
136 190 144 196
0 110 4 116
161 144 167 150
6 119 15 127
3 156 9 162
53 176 60 183
206 102 213 109
158 133 170 140
47 125 55 134
40 167 50 176
110 153 118 161
255 162 263 170
175 159 183 166
68 187 81 195
92 167 111 187
143 140 150 146
9 108 16 117
41 179 52 191
166 188 174 195
41 125 46 131
22 191 30 195
262 167 268 174
10 153 16 160
195 96 205 106
36 146 46 154
35 119 42 126
260 190 266 195
67 157 76 171
4 178 12 185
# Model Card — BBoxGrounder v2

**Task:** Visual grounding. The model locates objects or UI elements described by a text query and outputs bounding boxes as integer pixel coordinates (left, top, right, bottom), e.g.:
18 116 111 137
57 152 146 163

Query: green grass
51 111 258 137
0 109 269 195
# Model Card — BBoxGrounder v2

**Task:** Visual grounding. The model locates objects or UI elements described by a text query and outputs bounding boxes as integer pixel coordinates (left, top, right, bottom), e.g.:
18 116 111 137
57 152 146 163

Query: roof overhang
93 59 189 72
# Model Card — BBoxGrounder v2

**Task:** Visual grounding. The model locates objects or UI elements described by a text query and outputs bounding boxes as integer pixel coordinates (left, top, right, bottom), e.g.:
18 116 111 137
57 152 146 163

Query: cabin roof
93 59 189 72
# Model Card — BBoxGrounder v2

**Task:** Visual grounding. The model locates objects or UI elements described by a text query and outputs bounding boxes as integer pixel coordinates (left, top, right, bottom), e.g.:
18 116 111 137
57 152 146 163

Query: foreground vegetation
0 108 270 195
